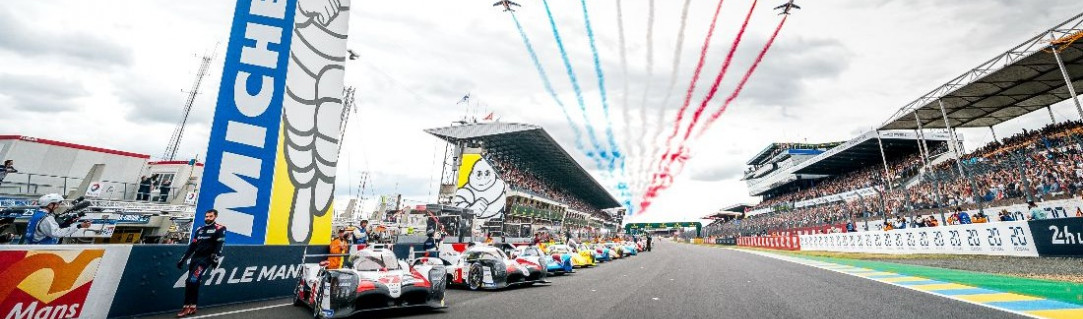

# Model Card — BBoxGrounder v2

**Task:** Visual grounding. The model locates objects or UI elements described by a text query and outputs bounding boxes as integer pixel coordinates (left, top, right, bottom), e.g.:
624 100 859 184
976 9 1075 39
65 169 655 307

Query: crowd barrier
737 235 801 251
0 243 428 318
799 217 1083 258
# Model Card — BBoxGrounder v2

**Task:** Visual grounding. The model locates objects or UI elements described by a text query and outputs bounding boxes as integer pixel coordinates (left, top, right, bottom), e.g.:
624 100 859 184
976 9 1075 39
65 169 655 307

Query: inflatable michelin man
453 158 507 219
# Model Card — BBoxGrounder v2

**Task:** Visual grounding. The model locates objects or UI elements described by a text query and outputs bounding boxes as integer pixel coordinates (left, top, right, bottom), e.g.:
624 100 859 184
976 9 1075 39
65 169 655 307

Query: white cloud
1 0 1081 224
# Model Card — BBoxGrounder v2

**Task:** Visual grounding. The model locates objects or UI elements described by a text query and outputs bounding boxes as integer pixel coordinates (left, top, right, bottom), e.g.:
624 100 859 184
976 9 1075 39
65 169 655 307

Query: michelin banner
452 153 507 220
196 0 352 245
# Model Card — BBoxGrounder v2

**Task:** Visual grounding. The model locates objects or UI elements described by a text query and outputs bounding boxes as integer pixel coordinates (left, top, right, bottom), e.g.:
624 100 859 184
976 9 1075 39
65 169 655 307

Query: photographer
23 193 91 244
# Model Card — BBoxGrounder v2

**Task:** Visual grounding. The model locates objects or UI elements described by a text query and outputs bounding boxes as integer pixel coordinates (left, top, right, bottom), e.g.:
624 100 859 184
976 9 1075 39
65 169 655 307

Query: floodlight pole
1047 107 1057 124
989 126 998 142
1049 39 1083 119
937 99 985 215
914 113 947 223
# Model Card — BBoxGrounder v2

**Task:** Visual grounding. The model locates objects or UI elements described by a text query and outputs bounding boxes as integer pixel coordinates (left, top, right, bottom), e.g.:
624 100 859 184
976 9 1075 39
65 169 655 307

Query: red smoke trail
682 0 757 143
647 0 725 193
697 15 788 138
639 15 788 214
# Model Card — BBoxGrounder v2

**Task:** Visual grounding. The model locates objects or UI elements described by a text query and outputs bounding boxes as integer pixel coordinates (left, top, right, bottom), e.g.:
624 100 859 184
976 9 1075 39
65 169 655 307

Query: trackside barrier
0 245 132 319
107 245 326 317
1027 217 1083 257
737 235 801 251
799 221 1040 257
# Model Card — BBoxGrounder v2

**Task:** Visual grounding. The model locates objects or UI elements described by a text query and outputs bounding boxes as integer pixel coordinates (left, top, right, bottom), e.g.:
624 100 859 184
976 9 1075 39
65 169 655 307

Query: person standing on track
176 209 226 318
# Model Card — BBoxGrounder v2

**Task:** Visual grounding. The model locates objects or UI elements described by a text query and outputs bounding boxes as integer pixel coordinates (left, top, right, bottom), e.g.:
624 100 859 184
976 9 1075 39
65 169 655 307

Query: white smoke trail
638 0 691 198
631 0 656 202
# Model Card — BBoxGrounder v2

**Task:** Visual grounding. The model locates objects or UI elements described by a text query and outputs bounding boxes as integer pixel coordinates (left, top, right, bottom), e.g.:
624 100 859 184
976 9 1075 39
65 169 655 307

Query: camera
56 197 93 228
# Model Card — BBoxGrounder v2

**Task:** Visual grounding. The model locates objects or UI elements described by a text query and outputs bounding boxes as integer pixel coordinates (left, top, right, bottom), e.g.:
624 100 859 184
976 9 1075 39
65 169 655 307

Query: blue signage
195 0 297 244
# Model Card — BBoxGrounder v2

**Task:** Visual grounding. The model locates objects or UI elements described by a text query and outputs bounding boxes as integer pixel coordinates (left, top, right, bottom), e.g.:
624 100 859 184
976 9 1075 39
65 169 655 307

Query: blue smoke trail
541 0 606 172
511 13 586 154
580 0 631 212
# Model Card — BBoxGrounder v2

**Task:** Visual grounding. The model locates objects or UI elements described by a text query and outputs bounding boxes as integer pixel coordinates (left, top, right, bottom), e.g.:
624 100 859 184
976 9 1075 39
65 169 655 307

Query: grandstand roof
881 13 1083 130
746 142 843 166
792 131 950 175
425 122 621 213
720 204 752 213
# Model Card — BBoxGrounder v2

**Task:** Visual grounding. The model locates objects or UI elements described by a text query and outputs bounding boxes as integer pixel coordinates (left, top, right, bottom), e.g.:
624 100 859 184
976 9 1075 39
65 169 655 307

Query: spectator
1027 201 1048 220
353 220 369 244
0 160 16 188
159 179 172 203
999 210 1015 221
137 176 152 201
972 211 988 223
957 208 972 224
328 229 348 269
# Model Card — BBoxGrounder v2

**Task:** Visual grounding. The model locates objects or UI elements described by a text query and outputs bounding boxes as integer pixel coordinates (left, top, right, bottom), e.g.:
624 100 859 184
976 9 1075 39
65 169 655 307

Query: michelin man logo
453 157 507 219
283 0 351 243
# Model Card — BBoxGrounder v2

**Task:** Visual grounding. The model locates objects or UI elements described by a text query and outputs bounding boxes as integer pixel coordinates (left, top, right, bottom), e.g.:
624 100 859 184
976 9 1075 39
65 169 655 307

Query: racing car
603 243 625 259
547 244 594 268
622 242 638 256
293 245 447 319
514 244 573 274
581 243 611 263
427 244 549 290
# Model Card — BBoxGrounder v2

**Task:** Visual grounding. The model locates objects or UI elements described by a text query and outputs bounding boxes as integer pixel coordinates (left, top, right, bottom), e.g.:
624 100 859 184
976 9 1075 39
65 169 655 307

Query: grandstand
719 12 1083 237
425 122 622 239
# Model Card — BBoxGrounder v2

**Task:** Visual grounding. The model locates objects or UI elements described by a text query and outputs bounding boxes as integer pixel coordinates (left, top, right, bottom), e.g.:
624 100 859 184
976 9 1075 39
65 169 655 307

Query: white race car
431 243 548 290
293 245 447 318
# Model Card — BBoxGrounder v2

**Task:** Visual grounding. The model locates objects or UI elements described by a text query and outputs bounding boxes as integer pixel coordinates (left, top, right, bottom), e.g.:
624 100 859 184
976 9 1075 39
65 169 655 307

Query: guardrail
0 171 187 202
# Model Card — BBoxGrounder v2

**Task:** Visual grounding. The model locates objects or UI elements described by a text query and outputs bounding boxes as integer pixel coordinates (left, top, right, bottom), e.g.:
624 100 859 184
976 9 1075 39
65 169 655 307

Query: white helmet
39 193 64 206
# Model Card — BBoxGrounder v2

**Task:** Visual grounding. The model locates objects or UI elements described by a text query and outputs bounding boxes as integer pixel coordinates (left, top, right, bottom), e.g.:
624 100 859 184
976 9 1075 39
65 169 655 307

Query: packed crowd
489 154 603 216
723 121 1083 236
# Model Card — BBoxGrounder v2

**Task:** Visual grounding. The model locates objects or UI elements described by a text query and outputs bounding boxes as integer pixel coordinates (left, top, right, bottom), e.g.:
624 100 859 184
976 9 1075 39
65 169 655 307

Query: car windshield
466 250 503 261
352 250 401 271
518 247 540 257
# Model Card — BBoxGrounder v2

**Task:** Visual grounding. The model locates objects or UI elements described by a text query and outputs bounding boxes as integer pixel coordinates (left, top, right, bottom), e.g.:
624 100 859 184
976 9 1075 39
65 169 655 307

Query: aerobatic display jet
494 0 521 12
774 0 800 15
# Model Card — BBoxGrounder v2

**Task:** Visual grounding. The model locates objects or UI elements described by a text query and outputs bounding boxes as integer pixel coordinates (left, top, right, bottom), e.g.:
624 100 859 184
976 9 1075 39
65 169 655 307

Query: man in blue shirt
957 208 972 224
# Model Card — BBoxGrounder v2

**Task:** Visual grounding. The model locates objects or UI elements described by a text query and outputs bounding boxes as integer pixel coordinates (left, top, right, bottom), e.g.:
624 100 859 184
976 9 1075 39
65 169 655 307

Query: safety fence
0 243 429 318
798 217 1083 258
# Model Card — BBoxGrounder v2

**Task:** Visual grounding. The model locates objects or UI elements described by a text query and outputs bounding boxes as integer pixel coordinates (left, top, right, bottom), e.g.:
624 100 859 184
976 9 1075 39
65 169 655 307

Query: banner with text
799 221 1039 257
196 0 353 245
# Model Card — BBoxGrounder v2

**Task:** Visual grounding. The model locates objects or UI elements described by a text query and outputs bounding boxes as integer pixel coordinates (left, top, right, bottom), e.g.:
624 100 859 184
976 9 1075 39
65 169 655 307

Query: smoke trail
510 12 585 154
639 0 692 199
542 0 605 171
640 16 789 214
655 0 757 176
579 0 621 173
616 0 631 175
647 0 726 194
631 0 656 201
696 15 788 138
580 0 631 210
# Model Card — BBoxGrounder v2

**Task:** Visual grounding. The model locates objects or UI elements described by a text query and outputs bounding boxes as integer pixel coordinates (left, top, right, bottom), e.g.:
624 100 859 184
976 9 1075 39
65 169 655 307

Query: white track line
185 303 293 318
731 248 1045 319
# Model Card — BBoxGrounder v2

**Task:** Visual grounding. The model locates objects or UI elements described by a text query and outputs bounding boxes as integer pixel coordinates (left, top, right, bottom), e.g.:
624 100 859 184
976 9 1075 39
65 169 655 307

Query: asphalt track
146 241 1023 319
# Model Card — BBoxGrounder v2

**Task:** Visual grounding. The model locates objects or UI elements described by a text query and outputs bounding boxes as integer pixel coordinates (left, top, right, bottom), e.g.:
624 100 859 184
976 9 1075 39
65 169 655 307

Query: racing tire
292 279 306 307
467 263 484 291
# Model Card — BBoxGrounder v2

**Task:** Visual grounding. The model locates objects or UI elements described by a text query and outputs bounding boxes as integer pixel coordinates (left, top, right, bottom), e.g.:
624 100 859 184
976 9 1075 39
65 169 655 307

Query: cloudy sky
1 0 1081 223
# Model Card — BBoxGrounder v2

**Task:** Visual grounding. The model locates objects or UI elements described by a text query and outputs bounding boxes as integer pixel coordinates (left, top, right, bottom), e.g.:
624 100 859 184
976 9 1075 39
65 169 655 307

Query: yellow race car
547 244 595 268
550 245 593 267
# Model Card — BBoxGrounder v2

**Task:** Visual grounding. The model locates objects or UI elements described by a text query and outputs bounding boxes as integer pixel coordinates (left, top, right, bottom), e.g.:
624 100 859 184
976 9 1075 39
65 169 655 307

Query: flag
483 112 494 121
457 93 470 104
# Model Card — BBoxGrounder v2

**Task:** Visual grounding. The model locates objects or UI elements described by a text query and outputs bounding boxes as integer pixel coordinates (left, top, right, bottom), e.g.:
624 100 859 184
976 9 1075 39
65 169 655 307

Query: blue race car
585 243 611 262
513 245 573 274
622 242 638 256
